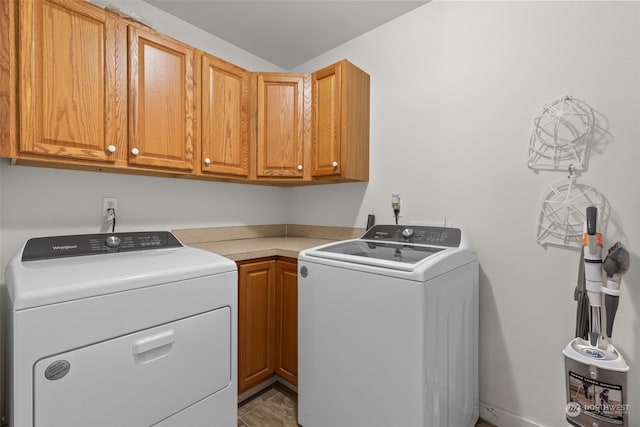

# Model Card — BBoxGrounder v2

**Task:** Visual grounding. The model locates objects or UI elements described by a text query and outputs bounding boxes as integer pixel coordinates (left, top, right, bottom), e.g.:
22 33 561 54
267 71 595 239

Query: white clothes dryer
4 231 237 427
298 225 479 427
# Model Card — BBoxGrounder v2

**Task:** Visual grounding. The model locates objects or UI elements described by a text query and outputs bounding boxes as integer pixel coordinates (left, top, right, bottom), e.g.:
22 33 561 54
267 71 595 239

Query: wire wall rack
536 172 604 249
527 96 594 172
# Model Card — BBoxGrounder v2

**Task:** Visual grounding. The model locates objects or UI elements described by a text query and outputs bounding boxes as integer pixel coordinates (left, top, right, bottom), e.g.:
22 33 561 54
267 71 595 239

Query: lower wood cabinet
274 259 298 385
237 259 275 393
237 257 298 394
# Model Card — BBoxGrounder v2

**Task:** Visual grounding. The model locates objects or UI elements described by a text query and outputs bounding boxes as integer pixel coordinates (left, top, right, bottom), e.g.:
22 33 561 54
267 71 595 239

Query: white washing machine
4 231 237 427
298 224 478 427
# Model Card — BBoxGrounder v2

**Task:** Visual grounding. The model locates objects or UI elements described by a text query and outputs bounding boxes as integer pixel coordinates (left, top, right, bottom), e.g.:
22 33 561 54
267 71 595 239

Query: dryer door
33 307 231 427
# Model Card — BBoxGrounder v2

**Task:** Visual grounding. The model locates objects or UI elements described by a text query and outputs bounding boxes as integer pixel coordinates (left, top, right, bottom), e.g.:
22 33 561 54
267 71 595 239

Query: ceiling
144 1 427 69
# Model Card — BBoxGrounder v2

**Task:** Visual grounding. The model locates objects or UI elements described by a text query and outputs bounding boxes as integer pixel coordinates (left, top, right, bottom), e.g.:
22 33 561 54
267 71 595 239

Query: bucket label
581 347 606 359
567 371 626 424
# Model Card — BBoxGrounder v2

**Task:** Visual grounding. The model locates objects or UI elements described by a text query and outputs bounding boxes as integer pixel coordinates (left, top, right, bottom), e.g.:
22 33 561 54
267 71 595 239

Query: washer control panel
22 231 183 261
361 225 462 247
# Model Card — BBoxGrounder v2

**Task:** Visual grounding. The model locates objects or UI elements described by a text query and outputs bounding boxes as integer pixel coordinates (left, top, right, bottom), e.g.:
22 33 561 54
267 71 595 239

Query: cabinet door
312 62 342 177
312 60 370 181
256 73 308 179
0 0 17 157
129 27 195 171
238 260 276 393
275 259 298 385
200 54 249 177
18 0 127 163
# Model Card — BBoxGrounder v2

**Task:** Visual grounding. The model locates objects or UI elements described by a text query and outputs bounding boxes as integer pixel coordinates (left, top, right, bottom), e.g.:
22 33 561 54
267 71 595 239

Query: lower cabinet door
275 259 298 385
238 259 276 393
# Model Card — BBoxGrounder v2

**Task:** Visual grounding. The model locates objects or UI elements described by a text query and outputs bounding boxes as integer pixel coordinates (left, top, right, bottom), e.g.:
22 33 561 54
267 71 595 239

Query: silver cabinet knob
131 148 139 156
297 165 303 171
204 157 211 165
332 161 338 168
107 145 116 153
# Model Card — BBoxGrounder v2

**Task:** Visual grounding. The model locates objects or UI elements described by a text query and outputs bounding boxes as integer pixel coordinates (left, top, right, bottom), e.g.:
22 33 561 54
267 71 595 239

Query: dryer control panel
22 231 183 261
361 225 462 247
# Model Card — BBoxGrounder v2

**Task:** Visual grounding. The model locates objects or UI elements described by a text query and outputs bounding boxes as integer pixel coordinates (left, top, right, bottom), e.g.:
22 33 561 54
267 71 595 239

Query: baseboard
237 375 297 405
238 377 278 404
275 376 297 393
480 401 547 427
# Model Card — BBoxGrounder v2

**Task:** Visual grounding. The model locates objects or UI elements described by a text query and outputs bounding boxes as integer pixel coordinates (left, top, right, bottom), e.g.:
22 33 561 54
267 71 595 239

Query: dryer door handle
133 330 175 363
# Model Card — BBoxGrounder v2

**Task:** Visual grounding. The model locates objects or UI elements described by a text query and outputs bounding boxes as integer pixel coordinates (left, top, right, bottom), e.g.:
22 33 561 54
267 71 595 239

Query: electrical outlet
103 197 118 217
391 193 401 212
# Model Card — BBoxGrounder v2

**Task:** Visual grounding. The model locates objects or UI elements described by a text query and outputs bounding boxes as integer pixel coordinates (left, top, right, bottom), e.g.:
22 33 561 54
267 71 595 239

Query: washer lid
304 241 454 272
300 225 474 274
316 240 444 265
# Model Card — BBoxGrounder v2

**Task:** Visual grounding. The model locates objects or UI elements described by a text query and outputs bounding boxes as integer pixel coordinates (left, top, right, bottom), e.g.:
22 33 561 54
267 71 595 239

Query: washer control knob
105 235 121 248
402 228 414 239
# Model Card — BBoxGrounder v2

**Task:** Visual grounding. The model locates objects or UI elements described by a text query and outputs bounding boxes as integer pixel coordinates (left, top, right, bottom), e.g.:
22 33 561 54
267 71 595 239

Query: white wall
0 165 290 263
288 1 640 426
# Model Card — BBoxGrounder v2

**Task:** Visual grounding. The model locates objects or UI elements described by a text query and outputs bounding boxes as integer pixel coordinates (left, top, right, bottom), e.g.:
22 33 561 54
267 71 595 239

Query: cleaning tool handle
586 206 597 235
605 294 620 338
583 207 602 256
584 261 603 283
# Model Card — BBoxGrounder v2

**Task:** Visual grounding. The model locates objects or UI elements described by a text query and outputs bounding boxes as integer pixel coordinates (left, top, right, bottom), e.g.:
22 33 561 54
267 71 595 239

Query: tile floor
238 385 297 427
238 385 496 427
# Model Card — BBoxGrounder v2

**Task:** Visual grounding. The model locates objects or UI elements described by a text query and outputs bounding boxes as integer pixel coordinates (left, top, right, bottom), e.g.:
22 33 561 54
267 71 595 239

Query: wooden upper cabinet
256 73 310 180
312 63 340 176
312 60 370 181
1 1 369 184
17 0 127 163
199 53 250 177
0 0 17 157
129 26 195 172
